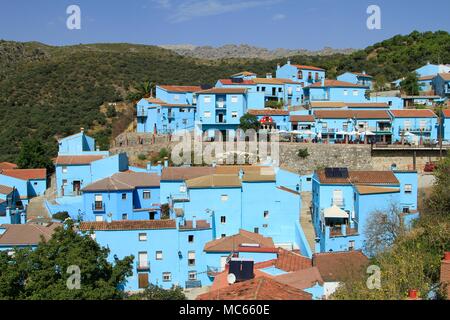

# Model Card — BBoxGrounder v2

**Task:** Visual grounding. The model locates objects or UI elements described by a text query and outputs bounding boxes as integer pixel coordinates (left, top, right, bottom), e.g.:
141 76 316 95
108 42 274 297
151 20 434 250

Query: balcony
207 266 220 278
92 202 105 212
185 280 202 288
331 198 345 207
399 127 432 134
137 108 148 117
170 194 189 203
216 102 226 109
136 261 150 272
328 224 358 238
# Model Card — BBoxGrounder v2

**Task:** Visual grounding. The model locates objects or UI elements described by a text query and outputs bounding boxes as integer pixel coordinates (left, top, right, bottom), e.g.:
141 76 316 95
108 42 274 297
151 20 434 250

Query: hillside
159 44 356 60
0 30 449 163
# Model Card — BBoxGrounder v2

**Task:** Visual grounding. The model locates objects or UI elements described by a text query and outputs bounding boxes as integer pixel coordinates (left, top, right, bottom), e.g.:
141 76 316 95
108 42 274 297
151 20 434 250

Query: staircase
300 192 316 254
26 196 50 221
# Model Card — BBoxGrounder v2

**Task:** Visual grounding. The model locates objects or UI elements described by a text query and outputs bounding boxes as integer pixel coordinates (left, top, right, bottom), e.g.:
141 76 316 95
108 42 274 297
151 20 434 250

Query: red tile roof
82 171 160 192
316 169 399 185
289 115 315 122
0 184 14 195
218 79 256 86
274 267 324 290
196 88 247 94
274 248 312 272
161 167 216 181
204 229 275 253
293 65 325 71
313 251 369 282
0 162 17 170
0 169 46 180
314 110 391 119
346 102 389 108
0 222 62 245
418 75 436 81
442 109 450 118
54 155 106 165
307 79 368 88
438 73 450 81
197 276 312 300
390 109 437 118
79 219 176 231
247 109 289 116
158 85 202 92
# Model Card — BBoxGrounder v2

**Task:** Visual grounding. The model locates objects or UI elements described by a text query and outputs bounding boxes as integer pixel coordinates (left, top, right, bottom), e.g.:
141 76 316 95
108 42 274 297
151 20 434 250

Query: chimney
192 216 197 229
287 59 291 65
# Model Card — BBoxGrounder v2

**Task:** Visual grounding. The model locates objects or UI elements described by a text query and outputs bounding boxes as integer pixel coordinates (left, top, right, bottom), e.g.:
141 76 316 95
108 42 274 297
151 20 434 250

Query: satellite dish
227 273 236 285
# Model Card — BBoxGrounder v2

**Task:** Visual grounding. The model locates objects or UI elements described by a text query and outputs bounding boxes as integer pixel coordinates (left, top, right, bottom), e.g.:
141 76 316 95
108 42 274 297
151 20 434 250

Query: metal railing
92 202 105 212
136 261 150 272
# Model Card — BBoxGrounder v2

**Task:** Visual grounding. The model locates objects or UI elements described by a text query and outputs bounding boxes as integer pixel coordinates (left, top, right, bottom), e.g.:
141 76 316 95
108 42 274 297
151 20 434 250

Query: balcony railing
331 198 344 207
185 280 202 288
399 127 432 133
216 102 226 109
136 261 150 272
92 202 105 212
328 224 358 238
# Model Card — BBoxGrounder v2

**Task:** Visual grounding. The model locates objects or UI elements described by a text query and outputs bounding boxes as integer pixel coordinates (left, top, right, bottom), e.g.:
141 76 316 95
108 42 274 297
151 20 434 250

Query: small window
221 195 229 201
174 94 180 101
34 182 38 186
62 179 68 186
188 235 194 243
121 193 127 200
156 251 163 260
231 96 238 103
278 87 282 93
306 177 312 182
162 272 172 282
348 240 355 251
143 191 151 199
261 87 266 92
263 224 268 228
231 111 238 118
405 184 412 194
203 111 211 118
296 86 301 92
179 185 186 193
188 271 197 281
122 214 128 220
62 166 68 173
343 90 348 96
353 90 359 96
188 251 196 266
254 227 259 234
139 233 147 241
263 210 269 219
204 96 211 103
95 215 103 222
220 216 226 224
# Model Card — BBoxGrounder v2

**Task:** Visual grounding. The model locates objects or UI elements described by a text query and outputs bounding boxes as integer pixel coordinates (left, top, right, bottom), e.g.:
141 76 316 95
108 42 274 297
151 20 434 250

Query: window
122 213 128 220
257 87 260 92
34 182 38 186
162 272 172 282
179 185 187 193
139 233 147 241
203 111 211 118
254 227 259 234
231 111 238 118
343 90 348 96
405 184 412 194
204 96 211 103
121 193 127 200
188 235 194 243
94 194 103 210
188 271 197 281
138 252 148 269
188 251 196 266
263 224 268 228
138 273 149 288
156 251 163 260
296 86 301 92
62 179 68 186
143 191 151 199
419 120 427 129
332 190 344 206
62 166 68 173
221 194 229 201
231 96 238 103
315 72 319 81
221 234 226 238
353 90 359 96
261 87 266 92
95 215 103 222
322 122 328 129
308 72 312 80
278 87 282 93
306 177 312 182
348 240 355 251
264 210 269 219
404 120 411 130
220 216 226 224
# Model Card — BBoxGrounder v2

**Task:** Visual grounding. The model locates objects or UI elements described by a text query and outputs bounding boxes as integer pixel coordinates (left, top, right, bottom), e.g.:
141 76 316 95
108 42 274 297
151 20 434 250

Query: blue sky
0 0 449 49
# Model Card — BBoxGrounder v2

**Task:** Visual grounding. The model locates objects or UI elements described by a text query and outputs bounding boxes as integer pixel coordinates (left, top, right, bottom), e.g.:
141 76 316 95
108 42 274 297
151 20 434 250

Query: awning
323 205 349 218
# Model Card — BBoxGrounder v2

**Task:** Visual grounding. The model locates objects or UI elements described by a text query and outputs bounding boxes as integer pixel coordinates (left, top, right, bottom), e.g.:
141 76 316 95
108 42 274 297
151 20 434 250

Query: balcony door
138 252 148 269
332 190 344 207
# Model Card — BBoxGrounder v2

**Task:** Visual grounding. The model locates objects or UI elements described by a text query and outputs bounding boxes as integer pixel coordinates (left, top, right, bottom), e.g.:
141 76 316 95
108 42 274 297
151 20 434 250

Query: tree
400 72 420 95
129 284 186 300
363 204 406 257
239 113 260 131
425 154 450 218
374 74 388 91
16 137 53 171
0 220 133 300
52 211 70 221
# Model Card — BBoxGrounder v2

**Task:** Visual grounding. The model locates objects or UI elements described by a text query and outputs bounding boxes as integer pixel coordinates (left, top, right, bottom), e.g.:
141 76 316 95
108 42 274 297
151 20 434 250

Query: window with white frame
94 194 103 210
179 185 187 193
264 210 269 219
231 96 238 103
95 215 104 222
231 111 238 118
296 86 301 92
188 271 197 281
203 111 211 118
122 213 128 220
62 179 68 186
332 189 344 206
188 251 196 266
419 120 427 129
62 166 68 173
162 272 172 282
353 90 359 96
204 96 211 103
343 90 348 96
156 251 163 260
139 233 147 241
143 191 151 199
188 235 194 243
405 184 412 194
404 120 411 130
221 194 229 201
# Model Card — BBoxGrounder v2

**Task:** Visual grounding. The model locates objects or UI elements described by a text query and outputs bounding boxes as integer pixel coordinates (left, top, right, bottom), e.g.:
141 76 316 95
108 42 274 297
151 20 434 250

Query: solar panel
231 78 244 83
324 167 348 178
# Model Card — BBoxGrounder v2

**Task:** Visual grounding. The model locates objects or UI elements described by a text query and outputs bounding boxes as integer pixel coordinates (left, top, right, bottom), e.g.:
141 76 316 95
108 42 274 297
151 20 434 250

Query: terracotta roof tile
0 169 46 180
196 88 247 94
0 184 14 195
438 73 450 81
316 169 399 185
274 248 312 272
346 102 389 108
289 115 315 122
158 85 202 92
197 276 312 300
313 251 369 282
310 101 347 108
218 79 255 86
390 109 437 118
252 78 300 85
355 185 400 195
442 109 450 118
292 65 325 71
161 167 216 181
82 171 160 192
307 79 368 88
0 223 62 246
274 267 324 290
186 174 241 189
314 110 390 120
231 71 256 77
247 109 289 116
0 162 17 170
179 220 211 230
79 219 176 231
55 155 106 165
204 230 275 252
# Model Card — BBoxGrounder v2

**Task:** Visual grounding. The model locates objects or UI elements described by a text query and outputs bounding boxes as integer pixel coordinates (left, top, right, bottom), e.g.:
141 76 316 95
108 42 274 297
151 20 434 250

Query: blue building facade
390 109 439 144
304 80 370 103
337 72 374 89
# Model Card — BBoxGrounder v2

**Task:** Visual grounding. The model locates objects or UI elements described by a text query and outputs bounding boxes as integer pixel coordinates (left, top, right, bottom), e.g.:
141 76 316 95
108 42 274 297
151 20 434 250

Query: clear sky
1 0 449 50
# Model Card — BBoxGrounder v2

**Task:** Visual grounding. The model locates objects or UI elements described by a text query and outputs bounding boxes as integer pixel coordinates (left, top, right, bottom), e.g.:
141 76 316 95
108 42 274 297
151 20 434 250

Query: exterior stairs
300 191 316 254
26 196 50 221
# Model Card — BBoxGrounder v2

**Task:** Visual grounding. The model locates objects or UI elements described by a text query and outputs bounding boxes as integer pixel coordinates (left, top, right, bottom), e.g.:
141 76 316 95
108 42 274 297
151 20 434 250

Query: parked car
424 162 437 172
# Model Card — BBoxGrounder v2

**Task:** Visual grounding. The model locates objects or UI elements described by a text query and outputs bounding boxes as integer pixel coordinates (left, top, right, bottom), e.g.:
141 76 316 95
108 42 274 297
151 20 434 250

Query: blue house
276 61 326 88
392 62 450 89
0 169 47 206
433 73 450 98
442 109 450 142
81 171 161 222
304 80 370 103
389 109 439 144
247 109 290 131
58 129 109 156
337 72 374 89
215 78 264 109
251 76 304 107
312 168 419 254
79 219 213 291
